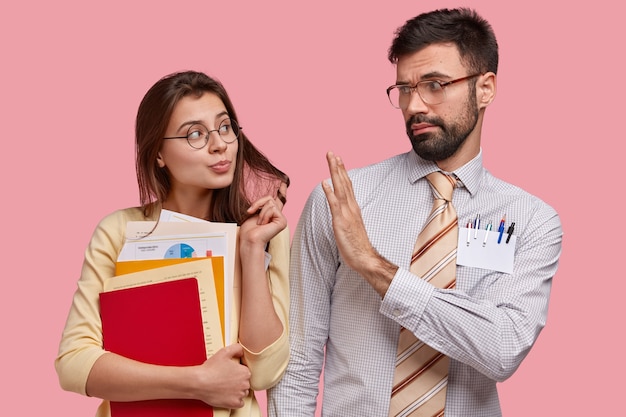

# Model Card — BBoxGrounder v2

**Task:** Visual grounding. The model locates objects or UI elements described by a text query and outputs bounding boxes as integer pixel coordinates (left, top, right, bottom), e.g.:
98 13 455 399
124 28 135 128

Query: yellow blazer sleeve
55 208 147 395
242 227 290 390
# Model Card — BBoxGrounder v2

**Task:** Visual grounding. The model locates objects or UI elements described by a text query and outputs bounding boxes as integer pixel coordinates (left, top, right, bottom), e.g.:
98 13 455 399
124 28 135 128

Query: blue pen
482 220 492 246
497 215 506 244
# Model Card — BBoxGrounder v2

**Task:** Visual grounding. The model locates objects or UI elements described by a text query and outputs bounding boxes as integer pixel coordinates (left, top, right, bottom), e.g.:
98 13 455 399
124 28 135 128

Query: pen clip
482 221 492 247
506 222 516 244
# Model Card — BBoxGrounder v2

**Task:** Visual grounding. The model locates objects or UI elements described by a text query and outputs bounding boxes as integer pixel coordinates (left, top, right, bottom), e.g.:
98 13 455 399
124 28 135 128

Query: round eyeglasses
386 74 481 109
163 118 241 149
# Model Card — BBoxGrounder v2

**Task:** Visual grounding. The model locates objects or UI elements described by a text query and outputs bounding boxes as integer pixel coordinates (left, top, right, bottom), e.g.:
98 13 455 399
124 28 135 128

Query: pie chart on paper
164 243 196 258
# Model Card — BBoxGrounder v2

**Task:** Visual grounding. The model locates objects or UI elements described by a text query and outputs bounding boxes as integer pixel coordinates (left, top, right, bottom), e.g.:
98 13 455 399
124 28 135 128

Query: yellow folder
114 256 226 345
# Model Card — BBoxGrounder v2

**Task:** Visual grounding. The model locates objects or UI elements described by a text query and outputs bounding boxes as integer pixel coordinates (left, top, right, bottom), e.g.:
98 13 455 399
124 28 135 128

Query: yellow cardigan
55 206 290 417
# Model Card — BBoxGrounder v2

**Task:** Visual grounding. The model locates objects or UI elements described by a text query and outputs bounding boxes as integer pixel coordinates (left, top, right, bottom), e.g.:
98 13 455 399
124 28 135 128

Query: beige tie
388 171 457 417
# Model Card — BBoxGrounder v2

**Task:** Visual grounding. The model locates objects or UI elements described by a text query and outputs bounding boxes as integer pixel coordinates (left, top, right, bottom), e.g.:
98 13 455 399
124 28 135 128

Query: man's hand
321 151 376 271
321 151 398 295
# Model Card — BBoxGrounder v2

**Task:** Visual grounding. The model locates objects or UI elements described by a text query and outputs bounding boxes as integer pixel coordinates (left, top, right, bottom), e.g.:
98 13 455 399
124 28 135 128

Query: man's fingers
325 151 359 214
334 155 357 203
321 180 338 209
327 151 348 200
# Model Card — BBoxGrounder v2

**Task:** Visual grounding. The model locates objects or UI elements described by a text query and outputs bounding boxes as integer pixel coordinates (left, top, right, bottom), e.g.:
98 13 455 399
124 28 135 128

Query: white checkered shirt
268 150 562 417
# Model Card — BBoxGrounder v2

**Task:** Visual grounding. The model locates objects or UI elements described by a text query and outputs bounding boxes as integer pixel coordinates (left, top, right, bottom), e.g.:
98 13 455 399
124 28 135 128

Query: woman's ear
477 72 497 109
156 152 165 168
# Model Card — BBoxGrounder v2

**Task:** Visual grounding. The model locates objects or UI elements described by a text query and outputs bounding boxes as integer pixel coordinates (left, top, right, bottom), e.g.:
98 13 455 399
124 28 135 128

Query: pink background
1 0 622 415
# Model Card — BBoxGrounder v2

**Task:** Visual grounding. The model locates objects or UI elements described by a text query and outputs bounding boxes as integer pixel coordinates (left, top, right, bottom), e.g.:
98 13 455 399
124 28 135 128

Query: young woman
55 71 290 416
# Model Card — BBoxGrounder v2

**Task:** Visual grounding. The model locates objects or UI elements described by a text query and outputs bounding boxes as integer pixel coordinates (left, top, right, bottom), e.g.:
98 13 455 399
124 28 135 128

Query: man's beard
406 96 479 162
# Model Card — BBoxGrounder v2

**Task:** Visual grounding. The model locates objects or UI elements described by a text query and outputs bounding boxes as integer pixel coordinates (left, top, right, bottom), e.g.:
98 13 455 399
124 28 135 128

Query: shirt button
393 308 401 317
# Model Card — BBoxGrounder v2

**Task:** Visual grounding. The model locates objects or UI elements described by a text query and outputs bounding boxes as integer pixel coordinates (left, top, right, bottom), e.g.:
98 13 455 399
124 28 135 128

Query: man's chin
411 141 457 162
410 135 436 160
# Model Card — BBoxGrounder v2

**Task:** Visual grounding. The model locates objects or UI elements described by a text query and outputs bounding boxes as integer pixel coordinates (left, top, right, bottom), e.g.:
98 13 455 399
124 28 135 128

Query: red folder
99 277 214 416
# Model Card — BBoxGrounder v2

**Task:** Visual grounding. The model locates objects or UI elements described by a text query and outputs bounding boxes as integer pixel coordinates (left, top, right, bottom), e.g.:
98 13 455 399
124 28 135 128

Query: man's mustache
405 115 444 134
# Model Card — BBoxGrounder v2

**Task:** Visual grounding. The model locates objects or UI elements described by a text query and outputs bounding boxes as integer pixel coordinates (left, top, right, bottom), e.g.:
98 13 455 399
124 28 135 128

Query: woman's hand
276 181 288 209
194 344 251 409
240 192 287 247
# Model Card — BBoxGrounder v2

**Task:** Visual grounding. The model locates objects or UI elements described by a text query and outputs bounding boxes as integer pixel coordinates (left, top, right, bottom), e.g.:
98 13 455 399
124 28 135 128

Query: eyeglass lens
186 119 240 149
387 82 446 108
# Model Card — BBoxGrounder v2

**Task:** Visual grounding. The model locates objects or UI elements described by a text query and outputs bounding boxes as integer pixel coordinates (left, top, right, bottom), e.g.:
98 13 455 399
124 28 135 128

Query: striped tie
388 171 457 417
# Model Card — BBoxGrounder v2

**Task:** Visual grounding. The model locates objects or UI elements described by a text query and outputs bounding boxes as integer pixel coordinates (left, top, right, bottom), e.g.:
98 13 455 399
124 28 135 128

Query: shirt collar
406 149 484 196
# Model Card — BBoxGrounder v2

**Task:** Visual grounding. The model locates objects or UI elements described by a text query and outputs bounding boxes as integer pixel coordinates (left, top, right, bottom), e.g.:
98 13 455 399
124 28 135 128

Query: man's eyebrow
396 71 452 85
420 71 451 80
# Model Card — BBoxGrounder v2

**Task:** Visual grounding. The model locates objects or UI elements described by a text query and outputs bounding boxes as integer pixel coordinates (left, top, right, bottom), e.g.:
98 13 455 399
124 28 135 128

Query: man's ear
156 152 165 168
477 72 496 109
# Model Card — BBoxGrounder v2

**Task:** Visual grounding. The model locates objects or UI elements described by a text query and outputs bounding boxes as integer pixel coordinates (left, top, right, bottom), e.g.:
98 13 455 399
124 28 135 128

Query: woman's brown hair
135 71 289 224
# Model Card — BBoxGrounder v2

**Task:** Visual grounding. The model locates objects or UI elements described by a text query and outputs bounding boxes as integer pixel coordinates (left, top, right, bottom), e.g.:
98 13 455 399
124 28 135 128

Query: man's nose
404 89 429 114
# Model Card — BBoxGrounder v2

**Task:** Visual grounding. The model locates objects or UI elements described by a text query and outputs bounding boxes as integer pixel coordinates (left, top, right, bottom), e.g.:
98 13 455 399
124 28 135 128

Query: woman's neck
162 190 213 221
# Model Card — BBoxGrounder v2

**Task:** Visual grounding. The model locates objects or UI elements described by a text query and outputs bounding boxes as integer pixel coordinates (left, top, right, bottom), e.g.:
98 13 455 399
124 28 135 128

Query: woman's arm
238 195 287 351
55 208 252 409
237 194 290 390
86 345 250 409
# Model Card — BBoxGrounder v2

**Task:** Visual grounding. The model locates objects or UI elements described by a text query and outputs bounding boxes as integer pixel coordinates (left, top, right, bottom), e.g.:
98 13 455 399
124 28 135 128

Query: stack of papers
99 210 239 416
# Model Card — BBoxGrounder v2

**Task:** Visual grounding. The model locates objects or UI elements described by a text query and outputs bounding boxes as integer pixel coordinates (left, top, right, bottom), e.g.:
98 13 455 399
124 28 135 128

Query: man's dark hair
388 8 499 75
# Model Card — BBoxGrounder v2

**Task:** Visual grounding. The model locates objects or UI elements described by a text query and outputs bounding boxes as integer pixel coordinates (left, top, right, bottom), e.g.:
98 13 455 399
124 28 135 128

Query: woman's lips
209 160 231 174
